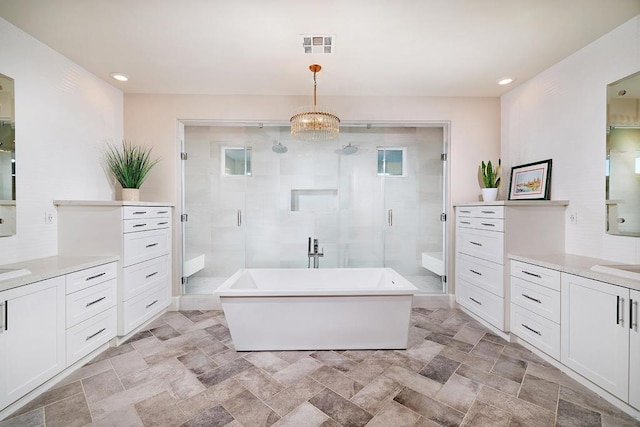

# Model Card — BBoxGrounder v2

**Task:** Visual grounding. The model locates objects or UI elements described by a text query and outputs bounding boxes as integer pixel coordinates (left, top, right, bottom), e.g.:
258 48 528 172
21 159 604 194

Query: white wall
0 18 123 264
501 15 640 263
125 95 501 294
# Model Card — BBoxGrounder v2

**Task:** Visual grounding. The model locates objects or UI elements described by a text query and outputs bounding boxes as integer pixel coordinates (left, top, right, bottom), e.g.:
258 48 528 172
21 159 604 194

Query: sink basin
591 264 640 281
0 268 32 281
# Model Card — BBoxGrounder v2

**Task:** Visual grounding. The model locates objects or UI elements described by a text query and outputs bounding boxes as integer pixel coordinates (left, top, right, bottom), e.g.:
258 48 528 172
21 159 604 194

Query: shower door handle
388 209 393 226
237 210 242 227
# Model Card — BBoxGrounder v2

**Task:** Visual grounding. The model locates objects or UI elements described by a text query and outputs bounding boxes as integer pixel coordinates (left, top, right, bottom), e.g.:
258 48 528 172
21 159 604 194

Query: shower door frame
178 120 451 303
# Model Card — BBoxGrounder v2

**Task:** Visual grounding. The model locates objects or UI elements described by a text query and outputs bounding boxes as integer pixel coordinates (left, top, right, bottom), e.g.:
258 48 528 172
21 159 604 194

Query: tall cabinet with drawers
454 201 567 333
55 201 173 336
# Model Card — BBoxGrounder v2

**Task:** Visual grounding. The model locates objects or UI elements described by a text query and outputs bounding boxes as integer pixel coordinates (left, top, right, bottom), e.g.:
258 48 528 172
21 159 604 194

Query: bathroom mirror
606 71 640 237
0 73 16 237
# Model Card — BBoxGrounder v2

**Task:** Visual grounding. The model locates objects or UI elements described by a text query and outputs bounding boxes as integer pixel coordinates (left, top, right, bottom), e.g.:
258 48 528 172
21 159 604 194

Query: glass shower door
182 125 247 295
382 126 446 293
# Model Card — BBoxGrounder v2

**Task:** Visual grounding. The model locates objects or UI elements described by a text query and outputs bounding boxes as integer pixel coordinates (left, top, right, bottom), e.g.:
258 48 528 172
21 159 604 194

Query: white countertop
0 255 119 293
54 200 174 207
455 200 569 207
509 253 640 291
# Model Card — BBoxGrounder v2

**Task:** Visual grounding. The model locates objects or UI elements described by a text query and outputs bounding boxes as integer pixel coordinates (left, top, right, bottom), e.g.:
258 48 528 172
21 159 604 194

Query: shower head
272 141 288 154
341 143 358 155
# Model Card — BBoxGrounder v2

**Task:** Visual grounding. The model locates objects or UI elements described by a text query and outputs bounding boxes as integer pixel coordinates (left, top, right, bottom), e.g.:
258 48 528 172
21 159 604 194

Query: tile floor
1 308 639 427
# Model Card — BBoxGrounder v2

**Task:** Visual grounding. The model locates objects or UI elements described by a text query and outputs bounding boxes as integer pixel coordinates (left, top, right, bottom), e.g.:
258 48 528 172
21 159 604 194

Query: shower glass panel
382 127 445 293
182 123 446 295
182 126 247 294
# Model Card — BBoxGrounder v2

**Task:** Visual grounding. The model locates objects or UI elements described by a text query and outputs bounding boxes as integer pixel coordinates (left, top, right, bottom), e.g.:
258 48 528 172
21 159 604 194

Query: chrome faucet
307 237 324 268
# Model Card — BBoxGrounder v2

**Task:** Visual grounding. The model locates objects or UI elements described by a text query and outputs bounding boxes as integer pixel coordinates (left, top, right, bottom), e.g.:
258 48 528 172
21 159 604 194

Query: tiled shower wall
183 125 444 293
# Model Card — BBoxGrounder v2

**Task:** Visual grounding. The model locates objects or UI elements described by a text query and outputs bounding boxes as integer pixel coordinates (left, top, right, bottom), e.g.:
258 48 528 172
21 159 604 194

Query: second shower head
340 143 358 155
272 141 288 154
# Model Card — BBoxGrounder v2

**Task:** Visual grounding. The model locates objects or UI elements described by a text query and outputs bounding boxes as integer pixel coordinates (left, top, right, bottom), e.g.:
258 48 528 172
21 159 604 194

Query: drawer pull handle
460 221 471 225
469 269 482 276
146 271 158 279
157 222 168 225
521 324 541 336
133 211 147 215
86 328 106 341
469 297 482 305
480 223 495 227
86 272 106 281
480 210 495 214
133 223 147 228
146 299 159 309
460 210 471 214
522 270 542 279
146 243 159 248
1 301 7 332
522 294 542 304
86 296 106 307
470 241 482 247
157 211 169 214
617 296 624 326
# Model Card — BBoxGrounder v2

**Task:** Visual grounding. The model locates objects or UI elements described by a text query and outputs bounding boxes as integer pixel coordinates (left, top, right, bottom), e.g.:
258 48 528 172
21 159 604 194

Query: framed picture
508 159 552 200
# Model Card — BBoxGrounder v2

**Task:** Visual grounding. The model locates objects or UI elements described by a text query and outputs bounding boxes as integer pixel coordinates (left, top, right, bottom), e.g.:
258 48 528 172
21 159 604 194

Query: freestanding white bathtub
215 268 418 351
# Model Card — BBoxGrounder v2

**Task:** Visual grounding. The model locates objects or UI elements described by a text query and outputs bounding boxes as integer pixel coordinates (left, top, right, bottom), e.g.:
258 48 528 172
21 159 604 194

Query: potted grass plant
104 140 159 201
480 159 501 202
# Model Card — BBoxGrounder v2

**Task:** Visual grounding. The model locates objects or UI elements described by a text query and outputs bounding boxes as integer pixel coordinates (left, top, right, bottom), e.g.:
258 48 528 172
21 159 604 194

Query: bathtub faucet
307 237 324 268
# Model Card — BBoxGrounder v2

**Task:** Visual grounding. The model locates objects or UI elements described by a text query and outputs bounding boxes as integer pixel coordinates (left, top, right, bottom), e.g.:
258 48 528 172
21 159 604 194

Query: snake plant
481 159 501 188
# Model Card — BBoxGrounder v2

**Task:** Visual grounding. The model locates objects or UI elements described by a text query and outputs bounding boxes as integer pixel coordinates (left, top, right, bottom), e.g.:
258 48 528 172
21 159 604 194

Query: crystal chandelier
290 64 340 141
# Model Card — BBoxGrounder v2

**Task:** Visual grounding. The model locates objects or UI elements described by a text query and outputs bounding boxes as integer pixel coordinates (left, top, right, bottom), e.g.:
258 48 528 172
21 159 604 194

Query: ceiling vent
301 35 334 54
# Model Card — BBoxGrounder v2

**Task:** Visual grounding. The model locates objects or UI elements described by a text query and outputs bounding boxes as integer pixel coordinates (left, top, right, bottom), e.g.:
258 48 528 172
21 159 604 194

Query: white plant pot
122 188 140 202
481 188 498 202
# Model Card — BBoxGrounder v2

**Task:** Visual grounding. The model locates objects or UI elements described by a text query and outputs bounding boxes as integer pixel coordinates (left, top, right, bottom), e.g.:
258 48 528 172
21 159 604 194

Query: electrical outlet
569 212 578 225
44 212 54 224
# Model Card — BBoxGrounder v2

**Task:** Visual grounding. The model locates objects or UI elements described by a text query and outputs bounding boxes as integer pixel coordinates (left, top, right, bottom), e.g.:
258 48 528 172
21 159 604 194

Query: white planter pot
121 188 140 202
481 188 498 202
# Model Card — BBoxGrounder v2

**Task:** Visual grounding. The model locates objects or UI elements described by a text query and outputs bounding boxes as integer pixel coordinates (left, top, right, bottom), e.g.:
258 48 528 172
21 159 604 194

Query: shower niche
290 189 338 212
181 124 448 296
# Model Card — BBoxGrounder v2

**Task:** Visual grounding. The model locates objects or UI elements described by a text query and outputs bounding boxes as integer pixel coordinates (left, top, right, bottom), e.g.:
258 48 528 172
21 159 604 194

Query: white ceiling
1 1 639 97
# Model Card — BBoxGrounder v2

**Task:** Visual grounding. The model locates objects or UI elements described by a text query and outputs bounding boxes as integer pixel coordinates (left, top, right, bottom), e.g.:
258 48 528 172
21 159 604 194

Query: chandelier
290 64 340 141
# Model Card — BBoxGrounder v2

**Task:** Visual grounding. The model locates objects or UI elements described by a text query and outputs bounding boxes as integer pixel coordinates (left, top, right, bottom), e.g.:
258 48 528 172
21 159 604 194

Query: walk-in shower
180 123 448 298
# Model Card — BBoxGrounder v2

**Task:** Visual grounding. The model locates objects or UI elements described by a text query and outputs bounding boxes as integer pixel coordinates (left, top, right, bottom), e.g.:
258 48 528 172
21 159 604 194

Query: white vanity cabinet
510 260 561 360
455 201 567 332
65 262 117 365
561 273 631 403
630 289 640 410
56 201 173 336
0 277 65 411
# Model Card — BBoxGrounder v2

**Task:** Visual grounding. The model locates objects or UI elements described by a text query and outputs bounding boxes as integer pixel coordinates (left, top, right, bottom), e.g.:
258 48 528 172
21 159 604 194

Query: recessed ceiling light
497 77 514 85
110 73 129 82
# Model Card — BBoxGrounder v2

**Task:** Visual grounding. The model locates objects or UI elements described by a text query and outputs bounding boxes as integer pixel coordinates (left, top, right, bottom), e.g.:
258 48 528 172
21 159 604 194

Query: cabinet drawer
123 255 170 300
457 217 504 232
123 218 171 233
123 228 171 267
66 306 116 366
123 206 171 220
457 206 504 219
511 276 560 323
456 253 504 297
511 260 560 291
511 304 560 360
122 282 170 335
66 279 117 328
66 262 117 295
457 228 504 264
456 278 504 330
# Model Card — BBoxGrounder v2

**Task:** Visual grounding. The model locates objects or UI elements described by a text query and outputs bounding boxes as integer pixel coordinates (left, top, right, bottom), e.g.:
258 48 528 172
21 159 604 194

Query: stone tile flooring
2 308 639 427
